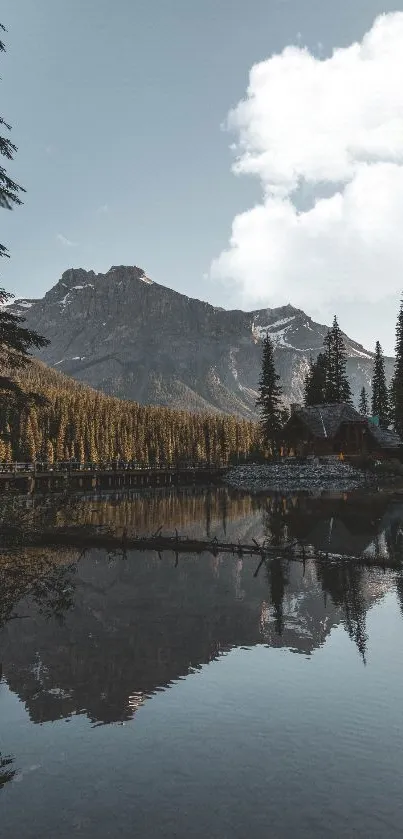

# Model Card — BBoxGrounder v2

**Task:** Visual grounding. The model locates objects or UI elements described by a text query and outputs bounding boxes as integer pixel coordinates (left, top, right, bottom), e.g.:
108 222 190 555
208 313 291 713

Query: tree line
0 362 260 464
256 309 403 447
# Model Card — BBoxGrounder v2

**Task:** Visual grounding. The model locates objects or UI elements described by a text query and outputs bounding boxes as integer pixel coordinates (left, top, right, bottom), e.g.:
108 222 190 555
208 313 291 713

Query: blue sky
2 0 403 352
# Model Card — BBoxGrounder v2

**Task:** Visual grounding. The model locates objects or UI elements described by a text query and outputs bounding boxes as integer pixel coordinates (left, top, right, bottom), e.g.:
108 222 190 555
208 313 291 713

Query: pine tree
358 386 369 416
391 297 403 437
371 341 389 428
23 417 36 462
256 334 283 453
0 25 25 243
45 439 54 464
323 316 352 403
0 24 49 410
304 353 328 405
78 438 85 464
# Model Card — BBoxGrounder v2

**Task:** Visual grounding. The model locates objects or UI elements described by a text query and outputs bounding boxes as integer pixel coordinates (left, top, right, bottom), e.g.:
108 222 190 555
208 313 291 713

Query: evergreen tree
256 334 283 453
0 24 25 245
323 316 352 403
304 353 328 405
371 341 389 428
391 297 403 437
0 24 49 410
389 379 395 429
303 357 314 405
358 386 369 416
45 439 54 464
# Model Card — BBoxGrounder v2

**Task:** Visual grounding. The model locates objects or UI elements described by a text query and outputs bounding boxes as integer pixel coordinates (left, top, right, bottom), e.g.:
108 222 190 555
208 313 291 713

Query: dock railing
0 460 227 475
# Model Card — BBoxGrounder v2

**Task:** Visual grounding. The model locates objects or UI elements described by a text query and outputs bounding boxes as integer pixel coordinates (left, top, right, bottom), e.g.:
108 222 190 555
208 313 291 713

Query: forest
0 360 260 465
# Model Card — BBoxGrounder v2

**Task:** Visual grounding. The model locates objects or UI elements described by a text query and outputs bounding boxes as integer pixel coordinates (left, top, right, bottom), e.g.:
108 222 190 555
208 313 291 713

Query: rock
225 461 375 494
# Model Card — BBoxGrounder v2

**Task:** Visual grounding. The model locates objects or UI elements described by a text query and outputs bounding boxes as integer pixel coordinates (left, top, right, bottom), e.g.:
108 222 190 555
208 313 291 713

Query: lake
1 486 403 838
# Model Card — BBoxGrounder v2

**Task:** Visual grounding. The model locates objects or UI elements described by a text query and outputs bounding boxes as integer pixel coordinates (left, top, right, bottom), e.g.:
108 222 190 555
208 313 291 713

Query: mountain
8 265 393 418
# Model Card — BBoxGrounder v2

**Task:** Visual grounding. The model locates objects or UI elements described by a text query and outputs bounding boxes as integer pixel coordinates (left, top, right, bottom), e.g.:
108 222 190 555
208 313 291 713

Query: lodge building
281 403 403 460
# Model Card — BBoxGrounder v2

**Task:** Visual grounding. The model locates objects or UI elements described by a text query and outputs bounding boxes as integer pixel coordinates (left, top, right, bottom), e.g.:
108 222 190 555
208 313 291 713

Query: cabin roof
286 403 403 449
367 423 403 450
287 403 366 440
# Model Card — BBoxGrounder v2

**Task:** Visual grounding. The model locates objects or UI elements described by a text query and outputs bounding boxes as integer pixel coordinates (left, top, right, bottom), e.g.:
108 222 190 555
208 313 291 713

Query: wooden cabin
281 403 403 459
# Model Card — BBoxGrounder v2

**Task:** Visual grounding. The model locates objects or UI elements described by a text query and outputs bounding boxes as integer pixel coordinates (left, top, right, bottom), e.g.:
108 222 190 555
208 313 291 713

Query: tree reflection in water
260 492 403 663
315 562 368 662
0 753 16 789
1 488 403 727
0 548 77 631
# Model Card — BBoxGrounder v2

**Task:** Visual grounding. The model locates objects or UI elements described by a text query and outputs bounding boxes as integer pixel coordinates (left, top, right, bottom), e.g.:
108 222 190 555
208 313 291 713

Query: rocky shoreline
224 460 377 494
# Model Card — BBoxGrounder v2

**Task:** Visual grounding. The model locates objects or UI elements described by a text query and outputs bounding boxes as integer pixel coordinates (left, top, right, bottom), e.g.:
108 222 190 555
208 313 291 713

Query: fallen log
5 527 401 569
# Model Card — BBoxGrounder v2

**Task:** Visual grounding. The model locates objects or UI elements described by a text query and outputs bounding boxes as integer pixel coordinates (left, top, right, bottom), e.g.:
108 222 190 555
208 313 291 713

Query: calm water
1 487 403 838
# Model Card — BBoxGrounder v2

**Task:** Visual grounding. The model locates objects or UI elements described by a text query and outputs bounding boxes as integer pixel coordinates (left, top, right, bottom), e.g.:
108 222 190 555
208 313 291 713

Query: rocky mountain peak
5 264 393 417
107 265 154 285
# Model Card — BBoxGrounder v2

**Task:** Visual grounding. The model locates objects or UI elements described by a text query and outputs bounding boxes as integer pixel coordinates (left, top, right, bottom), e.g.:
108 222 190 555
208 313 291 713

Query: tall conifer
304 353 328 405
371 341 389 428
358 386 369 416
391 297 403 437
256 334 283 453
323 316 352 403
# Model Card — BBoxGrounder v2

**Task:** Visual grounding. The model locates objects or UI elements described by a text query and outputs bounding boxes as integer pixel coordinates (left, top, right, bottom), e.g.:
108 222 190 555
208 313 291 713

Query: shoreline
223 460 403 496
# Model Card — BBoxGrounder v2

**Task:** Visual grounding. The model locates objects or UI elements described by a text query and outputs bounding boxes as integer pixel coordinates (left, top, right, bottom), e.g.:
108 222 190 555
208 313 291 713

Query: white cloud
96 203 109 214
210 12 403 338
57 233 77 247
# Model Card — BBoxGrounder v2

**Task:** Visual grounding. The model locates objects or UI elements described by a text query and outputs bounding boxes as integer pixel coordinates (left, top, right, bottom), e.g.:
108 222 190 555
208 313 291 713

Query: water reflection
0 753 17 789
0 548 77 630
0 487 402 730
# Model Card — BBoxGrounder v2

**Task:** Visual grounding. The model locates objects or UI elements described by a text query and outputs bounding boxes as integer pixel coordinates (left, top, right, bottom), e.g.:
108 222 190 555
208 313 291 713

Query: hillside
7 265 390 417
0 360 258 464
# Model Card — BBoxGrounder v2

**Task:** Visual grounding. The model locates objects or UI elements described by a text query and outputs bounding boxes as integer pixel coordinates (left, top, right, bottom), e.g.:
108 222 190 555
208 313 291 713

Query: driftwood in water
29 528 276 557
9 526 400 569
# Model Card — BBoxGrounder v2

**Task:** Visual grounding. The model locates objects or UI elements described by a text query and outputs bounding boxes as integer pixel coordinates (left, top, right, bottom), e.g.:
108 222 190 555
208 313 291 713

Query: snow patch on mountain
15 299 34 309
58 283 95 309
252 316 298 349
348 346 373 360
229 348 239 382
1 298 36 314
252 315 296 341
55 356 86 365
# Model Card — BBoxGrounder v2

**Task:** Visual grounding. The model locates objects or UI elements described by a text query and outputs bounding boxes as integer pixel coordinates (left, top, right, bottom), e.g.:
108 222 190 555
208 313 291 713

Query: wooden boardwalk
0 461 228 493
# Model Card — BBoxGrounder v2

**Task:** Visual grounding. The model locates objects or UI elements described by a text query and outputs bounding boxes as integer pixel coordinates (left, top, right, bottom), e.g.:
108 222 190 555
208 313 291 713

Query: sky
2 0 403 354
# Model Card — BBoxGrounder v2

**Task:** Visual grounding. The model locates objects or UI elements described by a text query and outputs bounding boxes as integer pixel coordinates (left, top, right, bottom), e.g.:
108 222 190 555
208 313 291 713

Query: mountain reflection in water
1 487 403 728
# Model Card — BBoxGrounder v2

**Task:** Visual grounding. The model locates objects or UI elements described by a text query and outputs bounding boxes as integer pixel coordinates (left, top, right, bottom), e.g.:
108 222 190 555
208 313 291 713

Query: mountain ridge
7 265 393 417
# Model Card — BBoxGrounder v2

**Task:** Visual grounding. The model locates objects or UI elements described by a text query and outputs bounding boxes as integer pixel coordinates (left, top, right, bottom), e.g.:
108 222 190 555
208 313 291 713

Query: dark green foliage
358 386 369 416
304 353 327 405
280 406 290 425
304 318 352 405
0 25 49 412
371 341 389 429
323 316 352 403
390 297 403 437
0 25 25 237
0 289 49 371
256 335 283 451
